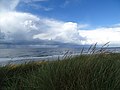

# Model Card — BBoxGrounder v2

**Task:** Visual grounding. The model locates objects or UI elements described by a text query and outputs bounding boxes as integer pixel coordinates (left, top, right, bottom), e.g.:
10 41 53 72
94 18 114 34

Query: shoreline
0 55 66 66
0 50 120 66
0 53 82 66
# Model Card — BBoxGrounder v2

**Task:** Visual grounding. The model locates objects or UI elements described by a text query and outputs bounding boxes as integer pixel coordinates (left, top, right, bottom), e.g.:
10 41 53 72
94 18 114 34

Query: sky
0 0 120 46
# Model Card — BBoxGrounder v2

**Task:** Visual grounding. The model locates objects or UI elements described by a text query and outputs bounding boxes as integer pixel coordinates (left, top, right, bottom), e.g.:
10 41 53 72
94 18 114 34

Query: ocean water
0 47 120 65
0 47 83 63
0 48 82 58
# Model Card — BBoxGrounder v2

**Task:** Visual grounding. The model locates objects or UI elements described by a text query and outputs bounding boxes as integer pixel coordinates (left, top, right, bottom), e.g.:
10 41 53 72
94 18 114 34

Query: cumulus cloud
33 21 86 44
0 11 85 43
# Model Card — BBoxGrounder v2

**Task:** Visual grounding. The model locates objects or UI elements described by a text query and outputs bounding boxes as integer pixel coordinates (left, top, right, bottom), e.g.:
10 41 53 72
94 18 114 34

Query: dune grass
0 44 120 90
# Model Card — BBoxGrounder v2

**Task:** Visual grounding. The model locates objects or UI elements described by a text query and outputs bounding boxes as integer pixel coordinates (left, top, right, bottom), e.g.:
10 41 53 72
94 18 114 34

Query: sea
0 47 120 65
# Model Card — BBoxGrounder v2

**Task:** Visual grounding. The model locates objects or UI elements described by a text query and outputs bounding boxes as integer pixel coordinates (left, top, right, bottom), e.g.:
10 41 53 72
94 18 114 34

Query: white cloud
0 11 85 43
0 12 40 40
79 27 120 45
33 21 86 44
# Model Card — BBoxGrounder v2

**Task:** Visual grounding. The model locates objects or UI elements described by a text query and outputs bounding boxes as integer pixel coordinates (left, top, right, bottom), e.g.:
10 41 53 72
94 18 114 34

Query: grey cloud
0 30 5 39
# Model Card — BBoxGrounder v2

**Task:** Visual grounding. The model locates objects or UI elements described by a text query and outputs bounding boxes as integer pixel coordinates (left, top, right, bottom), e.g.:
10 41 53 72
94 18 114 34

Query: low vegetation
0 43 120 90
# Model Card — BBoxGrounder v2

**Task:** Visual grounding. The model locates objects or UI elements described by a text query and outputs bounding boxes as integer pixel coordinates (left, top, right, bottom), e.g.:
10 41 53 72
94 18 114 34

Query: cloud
0 0 19 12
60 0 80 8
60 0 70 8
0 0 120 46
0 11 86 44
33 21 86 44
22 0 48 3
29 3 53 11
79 26 120 45
0 30 5 39
20 0 53 11
0 0 86 44
0 12 40 41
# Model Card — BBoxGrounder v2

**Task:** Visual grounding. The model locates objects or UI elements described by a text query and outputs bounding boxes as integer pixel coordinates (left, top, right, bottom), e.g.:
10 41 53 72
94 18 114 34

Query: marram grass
0 45 120 90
